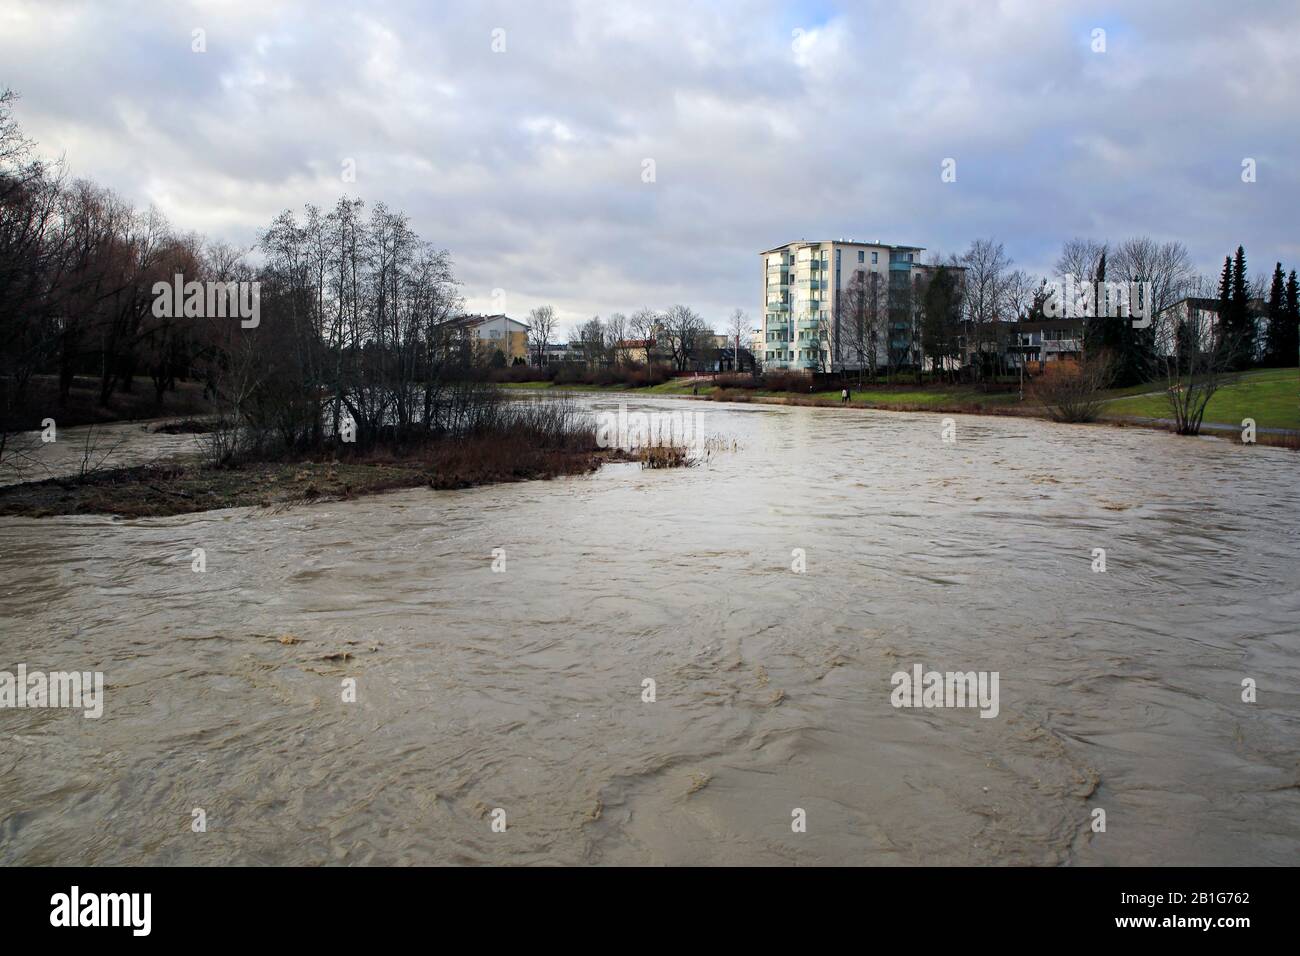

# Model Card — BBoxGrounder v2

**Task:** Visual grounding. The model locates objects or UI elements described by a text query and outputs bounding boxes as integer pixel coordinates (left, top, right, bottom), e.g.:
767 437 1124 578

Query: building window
858 251 865 263
871 252 878 264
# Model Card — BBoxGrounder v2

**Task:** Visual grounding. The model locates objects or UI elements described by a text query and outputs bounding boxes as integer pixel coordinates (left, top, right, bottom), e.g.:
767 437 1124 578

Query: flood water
1 395 1297 865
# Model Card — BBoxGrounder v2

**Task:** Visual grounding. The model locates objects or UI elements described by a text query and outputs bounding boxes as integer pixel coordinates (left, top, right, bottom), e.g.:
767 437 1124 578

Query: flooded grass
637 444 691 469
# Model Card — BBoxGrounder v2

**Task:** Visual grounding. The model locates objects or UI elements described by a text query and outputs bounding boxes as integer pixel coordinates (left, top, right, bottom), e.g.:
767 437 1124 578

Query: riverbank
0 375 214 432
0 440 633 518
500 368 1300 447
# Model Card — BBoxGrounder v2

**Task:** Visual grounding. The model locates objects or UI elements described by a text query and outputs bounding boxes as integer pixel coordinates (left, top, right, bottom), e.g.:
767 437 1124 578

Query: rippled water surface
1 396 1297 865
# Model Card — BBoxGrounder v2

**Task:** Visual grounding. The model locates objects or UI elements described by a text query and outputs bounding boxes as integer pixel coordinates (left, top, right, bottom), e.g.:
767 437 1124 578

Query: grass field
498 377 1024 411
499 368 1300 433
1100 368 1299 430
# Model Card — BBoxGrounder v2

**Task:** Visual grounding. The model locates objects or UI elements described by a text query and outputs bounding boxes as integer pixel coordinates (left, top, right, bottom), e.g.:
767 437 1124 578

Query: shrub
637 445 691 469
760 369 813 393
713 372 760 390
622 364 671 387
1028 356 1116 423
491 364 555 383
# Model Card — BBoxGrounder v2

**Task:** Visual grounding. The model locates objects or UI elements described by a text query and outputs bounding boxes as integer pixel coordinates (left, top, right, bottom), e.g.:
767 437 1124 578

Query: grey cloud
3 0 1297 327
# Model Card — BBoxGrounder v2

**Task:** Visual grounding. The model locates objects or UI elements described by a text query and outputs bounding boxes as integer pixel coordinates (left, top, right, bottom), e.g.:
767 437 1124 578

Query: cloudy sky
3 0 1297 332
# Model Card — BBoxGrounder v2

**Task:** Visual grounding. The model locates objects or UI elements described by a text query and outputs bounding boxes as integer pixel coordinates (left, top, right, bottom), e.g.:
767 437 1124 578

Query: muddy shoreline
0 448 629 519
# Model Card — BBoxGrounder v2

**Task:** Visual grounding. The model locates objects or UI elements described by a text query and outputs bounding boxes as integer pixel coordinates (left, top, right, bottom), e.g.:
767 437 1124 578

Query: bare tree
574 315 605 367
836 270 874 386
1099 237 1195 385
629 307 660 365
1055 238 1108 284
960 238 1013 384
1109 237 1194 319
527 305 557 366
1002 269 1037 321
1151 296 1239 435
605 311 628 365
660 304 707 372
726 308 748 372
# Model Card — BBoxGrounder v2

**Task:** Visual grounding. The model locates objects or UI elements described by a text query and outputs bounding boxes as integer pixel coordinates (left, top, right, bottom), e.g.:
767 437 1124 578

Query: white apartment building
759 239 941 371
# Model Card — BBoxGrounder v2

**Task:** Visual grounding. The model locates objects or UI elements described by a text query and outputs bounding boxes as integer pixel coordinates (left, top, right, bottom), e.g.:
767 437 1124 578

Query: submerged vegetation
0 396 702 518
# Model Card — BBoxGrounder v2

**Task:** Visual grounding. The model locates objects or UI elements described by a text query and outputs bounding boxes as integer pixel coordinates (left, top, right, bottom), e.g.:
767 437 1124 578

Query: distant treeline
1 89 513 461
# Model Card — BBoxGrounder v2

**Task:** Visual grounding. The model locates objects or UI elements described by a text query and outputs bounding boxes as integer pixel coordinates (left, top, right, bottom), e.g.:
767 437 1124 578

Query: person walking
841 387 849 405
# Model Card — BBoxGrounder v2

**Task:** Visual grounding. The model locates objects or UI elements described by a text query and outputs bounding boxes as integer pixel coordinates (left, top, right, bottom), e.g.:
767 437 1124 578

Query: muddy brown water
0 419 205 487
0 396 1296 865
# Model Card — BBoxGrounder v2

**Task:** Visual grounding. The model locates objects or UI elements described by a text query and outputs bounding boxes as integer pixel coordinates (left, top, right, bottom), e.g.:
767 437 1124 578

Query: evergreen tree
1263 262 1286 366
920 265 961 380
1085 250 1121 370
1229 245 1255 368
1026 280 1051 322
1282 270 1300 367
1215 254 1233 360
1218 255 1233 316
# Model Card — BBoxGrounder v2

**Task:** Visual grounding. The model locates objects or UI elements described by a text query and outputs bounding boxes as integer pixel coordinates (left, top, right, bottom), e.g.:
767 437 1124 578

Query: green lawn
789 386 1022 408
496 369 1299 429
497 377 1020 409
1100 368 1299 430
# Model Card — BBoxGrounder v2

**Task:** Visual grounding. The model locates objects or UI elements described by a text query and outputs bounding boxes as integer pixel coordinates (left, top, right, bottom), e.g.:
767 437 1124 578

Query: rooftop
761 239 926 255
438 313 529 330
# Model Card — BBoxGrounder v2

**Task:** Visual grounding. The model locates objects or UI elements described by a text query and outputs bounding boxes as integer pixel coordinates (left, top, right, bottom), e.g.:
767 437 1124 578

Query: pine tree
1086 250 1122 372
1282 270 1300 368
1229 245 1254 368
1217 255 1233 329
1263 262 1286 366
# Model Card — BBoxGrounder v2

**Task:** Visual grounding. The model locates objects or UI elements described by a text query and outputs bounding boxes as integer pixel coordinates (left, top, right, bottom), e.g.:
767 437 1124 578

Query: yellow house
440 314 530 365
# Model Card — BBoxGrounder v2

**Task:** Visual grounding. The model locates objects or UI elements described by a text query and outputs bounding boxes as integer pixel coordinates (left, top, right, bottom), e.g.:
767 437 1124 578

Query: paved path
1103 414 1293 435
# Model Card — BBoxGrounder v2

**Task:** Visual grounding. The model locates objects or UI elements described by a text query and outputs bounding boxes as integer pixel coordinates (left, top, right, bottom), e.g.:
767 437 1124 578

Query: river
1 395 1296 865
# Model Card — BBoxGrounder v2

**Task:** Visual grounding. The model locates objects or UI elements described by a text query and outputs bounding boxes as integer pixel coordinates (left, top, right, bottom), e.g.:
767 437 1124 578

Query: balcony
1043 339 1081 353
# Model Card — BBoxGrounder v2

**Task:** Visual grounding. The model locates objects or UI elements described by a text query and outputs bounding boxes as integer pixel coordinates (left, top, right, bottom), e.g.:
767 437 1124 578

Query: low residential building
439 314 529 364
759 238 956 372
614 338 662 365
537 341 579 365
691 334 757 373
1155 297 1268 358
1007 318 1085 370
